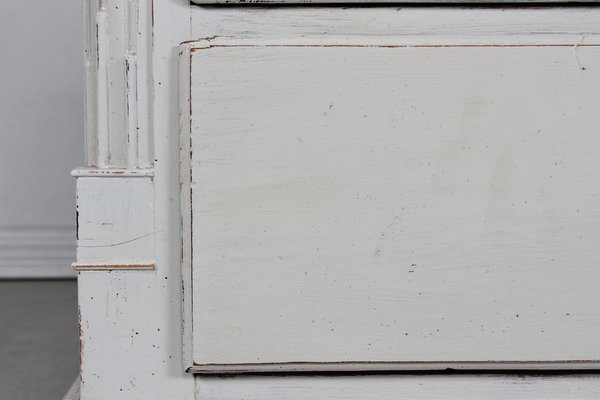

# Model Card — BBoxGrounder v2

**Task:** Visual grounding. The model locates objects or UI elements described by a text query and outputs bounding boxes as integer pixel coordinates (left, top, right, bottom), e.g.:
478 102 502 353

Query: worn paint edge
72 261 156 270
183 34 600 50
192 43 600 49
190 361 600 374
179 43 195 371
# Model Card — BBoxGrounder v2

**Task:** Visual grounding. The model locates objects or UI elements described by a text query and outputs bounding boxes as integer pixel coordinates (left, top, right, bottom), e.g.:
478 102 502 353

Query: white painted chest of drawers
72 1 600 398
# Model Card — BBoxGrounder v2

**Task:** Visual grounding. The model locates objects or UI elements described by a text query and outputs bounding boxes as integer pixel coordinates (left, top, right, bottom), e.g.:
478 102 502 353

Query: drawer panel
180 24 600 372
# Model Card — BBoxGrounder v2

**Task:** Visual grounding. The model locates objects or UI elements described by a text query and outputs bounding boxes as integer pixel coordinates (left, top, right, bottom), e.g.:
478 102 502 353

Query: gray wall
0 2 83 277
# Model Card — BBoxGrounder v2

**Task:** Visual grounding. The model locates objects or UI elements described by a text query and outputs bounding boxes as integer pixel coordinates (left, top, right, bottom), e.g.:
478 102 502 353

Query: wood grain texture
183 41 600 370
71 261 155 271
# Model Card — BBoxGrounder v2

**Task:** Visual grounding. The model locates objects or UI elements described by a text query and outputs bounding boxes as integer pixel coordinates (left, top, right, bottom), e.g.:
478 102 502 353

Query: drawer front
181 8 600 373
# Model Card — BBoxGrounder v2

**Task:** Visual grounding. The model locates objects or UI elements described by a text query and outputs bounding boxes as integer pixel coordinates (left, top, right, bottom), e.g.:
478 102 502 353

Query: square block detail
76 177 155 265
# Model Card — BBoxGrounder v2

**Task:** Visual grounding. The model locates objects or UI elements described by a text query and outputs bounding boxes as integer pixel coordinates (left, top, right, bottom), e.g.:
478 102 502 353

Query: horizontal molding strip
72 261 156 271
190 360 600 374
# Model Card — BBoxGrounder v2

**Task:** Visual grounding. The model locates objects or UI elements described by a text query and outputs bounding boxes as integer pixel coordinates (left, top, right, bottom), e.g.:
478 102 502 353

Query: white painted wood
183 38 600 371
83 0 153 169
196 375 600 400
190 7 600 41
183 7 600 374
78 3 600 398
180 41 195 372
76 177 155 263
76 0 195 399
79 269 175 397
71 167 154 178
77 176 194 400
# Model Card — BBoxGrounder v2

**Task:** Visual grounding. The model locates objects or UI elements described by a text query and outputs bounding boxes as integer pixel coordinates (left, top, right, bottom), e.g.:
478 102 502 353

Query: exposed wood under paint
71 261 155 271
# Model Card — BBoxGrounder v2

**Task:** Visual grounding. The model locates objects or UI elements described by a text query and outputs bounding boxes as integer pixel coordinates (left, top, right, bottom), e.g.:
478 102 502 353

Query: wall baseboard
62 378 80 400
0 226 76 278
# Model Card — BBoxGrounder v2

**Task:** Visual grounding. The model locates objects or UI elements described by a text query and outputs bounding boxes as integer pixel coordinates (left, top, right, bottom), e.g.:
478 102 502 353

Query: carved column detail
83 0 153 169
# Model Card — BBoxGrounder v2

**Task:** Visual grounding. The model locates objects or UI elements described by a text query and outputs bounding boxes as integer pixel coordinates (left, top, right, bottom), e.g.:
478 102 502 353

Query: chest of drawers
71 2 600 399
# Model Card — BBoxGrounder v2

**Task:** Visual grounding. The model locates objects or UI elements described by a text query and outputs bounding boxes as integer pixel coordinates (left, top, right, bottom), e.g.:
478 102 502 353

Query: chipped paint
78 306 85 383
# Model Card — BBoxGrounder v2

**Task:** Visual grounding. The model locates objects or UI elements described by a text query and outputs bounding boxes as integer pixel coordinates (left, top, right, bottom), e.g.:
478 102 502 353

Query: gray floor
0 280 79 400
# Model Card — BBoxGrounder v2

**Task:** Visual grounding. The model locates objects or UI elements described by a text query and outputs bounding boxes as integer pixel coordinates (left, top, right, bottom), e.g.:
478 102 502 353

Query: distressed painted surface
78 2 600 398
76 177 155 263
196 374 600 399
78 270 182 399
190 7 600 43
76 176 192 400
183 41 600 370
76 0 194 398
83 0 153 168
